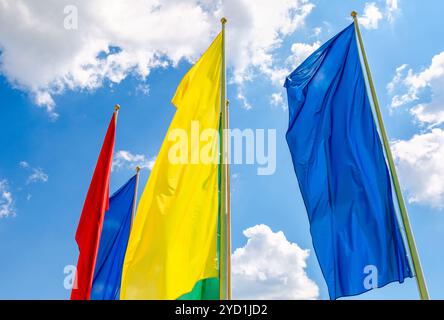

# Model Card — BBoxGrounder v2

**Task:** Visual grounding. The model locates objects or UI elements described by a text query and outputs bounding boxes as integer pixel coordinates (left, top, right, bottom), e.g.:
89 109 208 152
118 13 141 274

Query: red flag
71 112 116 300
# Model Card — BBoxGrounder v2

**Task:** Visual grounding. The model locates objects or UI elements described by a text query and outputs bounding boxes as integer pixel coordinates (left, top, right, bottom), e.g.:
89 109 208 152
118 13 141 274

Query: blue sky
1 0 444 300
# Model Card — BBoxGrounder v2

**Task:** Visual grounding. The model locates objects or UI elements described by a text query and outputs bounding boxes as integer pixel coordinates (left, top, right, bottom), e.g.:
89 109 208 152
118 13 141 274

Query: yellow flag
120 33 222 300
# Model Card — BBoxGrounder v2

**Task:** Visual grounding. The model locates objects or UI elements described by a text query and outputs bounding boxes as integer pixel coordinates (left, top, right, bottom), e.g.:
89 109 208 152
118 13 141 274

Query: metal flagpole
225 99 231 300
219 17 231 300
114 104 120 122
130 166 141 228
351 11 430 300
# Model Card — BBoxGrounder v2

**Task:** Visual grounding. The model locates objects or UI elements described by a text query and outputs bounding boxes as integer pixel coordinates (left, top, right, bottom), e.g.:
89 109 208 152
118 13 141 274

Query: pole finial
114 104 120 112
136 166 141 173
351 11 358 19
221 17 227 25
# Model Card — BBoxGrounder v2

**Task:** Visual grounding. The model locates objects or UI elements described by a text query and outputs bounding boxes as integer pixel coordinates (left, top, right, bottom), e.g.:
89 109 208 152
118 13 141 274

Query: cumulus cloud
0 0 315 115
359 2 383 30
270 92 285 110
387 64 408 94
219 0 314 84
387 52 444 126
0 0 216 117
220 0 315 109
263 40 319 110
392 129 444 208
0 179 15 218
287 41 320 70
112 150 156 172
357 0 400 30
232 224 319 299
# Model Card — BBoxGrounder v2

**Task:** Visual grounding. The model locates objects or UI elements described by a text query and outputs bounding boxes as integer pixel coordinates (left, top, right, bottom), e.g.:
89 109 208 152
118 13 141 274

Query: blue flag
284 24 413 299
90 175 137 300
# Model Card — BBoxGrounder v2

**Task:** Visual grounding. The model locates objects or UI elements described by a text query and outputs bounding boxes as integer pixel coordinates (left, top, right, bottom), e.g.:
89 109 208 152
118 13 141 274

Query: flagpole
114 104 120 121
226 99 231 300
130 166 141 227
351 11 429 300
219 17 231 300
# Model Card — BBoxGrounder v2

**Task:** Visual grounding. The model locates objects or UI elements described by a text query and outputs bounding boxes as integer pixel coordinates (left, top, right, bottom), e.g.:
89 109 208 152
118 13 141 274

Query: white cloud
19 161 49 184
135 83 150 96
387 64 407 94
287 41 320 70
312 27 322 37
392 129 444 208
220 0 315 109
0 179 15 218
236 90 252 110
112 150 155 172
0 0 315 115
258 40 320 109
359 2 383 30
388 52 444 126
386 0 399 23
35 91 57 118
27 168 49 184
357 1 399 30
232 224 319 299
19 161 30 169
0 0 214 116
271 92 284 106
270 92 287 110
219 0 314 84
236 38 320 109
